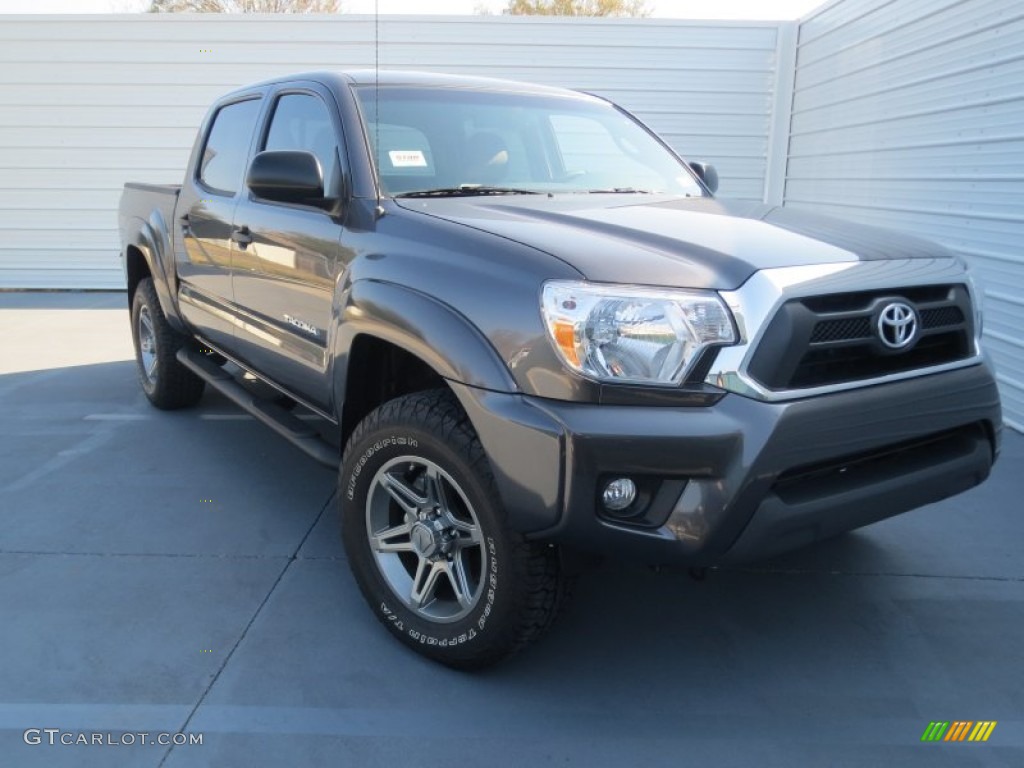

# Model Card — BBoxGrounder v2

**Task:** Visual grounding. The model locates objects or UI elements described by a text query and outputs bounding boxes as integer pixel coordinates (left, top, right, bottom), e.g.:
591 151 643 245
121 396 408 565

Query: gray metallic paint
333 279 517 394
393 195 954 292
526 361 1000 558
118 70 1002 564
118 183 186 333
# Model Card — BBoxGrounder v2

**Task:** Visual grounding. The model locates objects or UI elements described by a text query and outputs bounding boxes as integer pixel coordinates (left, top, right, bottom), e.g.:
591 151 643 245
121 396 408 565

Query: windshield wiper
395 185 542 198
585 187 657 194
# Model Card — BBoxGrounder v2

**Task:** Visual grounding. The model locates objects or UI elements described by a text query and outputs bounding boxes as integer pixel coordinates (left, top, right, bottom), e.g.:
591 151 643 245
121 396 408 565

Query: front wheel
339 389 567 669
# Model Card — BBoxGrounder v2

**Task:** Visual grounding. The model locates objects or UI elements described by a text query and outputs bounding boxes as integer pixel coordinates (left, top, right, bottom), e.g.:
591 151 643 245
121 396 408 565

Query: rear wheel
339 389 567 669
130 277 205 410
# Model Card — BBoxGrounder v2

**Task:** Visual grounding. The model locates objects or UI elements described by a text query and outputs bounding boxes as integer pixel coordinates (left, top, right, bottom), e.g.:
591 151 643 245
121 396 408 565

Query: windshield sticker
389 150 428 168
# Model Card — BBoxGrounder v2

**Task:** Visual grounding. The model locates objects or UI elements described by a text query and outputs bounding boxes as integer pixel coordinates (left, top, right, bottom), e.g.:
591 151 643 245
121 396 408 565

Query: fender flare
333 280 569 533
125 209 187 334
333 279 517 399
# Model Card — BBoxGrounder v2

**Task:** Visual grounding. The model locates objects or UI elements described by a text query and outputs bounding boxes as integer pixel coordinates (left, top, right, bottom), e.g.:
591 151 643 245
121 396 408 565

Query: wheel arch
124 244 150 307
334 282 565 535
123 211 186 333
339 334 448 450
333 280 516 441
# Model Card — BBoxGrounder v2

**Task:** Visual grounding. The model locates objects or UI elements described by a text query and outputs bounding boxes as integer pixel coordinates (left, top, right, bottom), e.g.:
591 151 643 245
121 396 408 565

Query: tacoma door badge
284 314 321 338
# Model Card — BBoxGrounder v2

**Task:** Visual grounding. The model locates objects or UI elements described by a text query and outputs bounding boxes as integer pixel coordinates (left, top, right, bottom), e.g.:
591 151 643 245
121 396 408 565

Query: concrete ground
1 291 1022 767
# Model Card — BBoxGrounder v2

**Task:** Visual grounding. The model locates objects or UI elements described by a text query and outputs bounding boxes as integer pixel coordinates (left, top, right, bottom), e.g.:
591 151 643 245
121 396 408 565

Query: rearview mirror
247 150 326 206
689 161 719 194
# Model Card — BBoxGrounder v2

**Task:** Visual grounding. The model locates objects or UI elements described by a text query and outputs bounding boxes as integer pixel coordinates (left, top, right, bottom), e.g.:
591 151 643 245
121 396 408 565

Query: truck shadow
3 351 1021 756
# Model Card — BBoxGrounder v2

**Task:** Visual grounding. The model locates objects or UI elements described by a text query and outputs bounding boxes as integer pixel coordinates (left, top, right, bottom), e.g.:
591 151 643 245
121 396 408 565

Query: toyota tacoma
118 70 1001 668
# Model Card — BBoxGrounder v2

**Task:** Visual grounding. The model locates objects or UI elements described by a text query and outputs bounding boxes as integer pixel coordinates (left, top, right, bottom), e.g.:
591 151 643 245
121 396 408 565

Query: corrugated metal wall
4 8 1019 428
784 0 1024 431
0 14 782 290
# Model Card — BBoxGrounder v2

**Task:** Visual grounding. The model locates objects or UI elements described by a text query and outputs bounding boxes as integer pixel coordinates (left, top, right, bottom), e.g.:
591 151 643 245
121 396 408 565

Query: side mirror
247 150 327 206
689 161 719 194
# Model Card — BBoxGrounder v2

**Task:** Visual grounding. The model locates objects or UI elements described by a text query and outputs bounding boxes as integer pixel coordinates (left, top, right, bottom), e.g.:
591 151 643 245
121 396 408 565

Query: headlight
541 281 736 386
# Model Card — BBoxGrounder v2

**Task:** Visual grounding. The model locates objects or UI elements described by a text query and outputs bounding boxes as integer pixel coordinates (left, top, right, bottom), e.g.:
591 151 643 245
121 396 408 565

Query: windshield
353 85 706 198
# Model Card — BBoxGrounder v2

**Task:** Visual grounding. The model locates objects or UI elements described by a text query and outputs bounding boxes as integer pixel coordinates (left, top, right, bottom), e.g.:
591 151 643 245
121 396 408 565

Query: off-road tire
339 389 567 669
130 277 205 410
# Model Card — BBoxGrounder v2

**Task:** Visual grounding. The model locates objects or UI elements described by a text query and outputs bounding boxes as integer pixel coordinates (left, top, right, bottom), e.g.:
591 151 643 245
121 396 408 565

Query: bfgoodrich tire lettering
339 389 567 669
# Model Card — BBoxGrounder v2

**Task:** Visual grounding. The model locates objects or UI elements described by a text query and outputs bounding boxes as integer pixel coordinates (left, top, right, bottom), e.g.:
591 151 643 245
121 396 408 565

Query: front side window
354 85 704 197
262 93 341 196
198 98 261 195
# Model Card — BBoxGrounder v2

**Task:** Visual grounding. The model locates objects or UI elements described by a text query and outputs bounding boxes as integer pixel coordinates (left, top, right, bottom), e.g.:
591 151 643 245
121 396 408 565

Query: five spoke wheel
366 457 485 623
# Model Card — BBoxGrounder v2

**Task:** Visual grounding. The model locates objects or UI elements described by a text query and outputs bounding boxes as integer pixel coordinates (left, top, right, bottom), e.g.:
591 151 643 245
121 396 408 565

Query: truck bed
124 182 181 194
118 182 182 316
120 182 180 231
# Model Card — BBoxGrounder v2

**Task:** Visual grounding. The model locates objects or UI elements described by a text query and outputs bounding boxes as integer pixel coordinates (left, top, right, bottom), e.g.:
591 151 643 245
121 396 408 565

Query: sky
0 0 829 20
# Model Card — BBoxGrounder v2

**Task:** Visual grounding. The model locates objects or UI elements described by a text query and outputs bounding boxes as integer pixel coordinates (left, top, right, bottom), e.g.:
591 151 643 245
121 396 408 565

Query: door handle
179 213 191 235
231 226 253 247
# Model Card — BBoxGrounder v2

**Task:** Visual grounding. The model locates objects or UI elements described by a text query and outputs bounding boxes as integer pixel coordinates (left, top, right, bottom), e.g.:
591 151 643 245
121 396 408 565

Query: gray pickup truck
119 70 1001 668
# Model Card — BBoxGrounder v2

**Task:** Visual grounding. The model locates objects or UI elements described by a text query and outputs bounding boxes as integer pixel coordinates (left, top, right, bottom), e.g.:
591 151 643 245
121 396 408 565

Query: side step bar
176 347 338 469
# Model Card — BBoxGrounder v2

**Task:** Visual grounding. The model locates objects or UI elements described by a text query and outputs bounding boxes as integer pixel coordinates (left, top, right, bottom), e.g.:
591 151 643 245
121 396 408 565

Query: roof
237 69 595 101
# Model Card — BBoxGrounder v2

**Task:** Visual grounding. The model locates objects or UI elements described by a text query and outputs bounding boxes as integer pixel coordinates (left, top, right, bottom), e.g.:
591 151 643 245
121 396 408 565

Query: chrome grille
747 284 974 391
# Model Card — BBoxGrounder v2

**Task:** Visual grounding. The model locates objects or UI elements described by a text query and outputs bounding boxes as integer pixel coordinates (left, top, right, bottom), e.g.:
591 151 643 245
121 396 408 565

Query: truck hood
393 195 952 290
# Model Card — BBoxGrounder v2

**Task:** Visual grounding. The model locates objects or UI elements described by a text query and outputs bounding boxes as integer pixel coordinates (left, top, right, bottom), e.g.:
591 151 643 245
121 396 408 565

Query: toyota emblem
877 301 918 350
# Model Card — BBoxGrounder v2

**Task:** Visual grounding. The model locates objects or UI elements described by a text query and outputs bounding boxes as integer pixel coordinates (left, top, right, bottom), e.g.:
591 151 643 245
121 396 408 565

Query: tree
148 0 341 12
502 0 651 16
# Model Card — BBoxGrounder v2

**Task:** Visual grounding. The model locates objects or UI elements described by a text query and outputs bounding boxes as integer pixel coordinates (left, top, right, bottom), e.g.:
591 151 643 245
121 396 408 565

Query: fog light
602 478 637 512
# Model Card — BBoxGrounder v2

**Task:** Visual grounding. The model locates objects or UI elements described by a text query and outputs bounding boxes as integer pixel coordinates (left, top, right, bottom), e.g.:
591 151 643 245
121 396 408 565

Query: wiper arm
585 187 657 194
395 185 542 198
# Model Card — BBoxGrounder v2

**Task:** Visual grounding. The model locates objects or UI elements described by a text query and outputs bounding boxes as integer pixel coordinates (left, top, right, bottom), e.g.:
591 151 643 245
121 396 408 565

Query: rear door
175 95 263 350
230 83 352 412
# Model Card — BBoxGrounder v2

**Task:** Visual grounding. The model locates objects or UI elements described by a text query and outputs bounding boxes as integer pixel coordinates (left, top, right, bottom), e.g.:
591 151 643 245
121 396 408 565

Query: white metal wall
0 14 782 290
784 0 1024 431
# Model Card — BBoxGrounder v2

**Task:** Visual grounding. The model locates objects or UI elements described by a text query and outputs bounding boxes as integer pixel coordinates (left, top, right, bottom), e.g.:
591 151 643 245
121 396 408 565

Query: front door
230 87 351 413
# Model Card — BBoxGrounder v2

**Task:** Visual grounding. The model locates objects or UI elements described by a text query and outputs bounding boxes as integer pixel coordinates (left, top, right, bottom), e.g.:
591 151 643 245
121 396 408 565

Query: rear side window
263 93 341 196
198 99 261 195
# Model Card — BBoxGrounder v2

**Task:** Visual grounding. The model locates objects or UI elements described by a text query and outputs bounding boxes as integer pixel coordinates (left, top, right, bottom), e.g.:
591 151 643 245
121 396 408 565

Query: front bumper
452 360 1001 566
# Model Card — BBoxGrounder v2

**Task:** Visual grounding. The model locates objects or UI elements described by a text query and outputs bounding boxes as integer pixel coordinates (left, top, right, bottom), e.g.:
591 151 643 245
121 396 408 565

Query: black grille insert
801 284 952 313
920 305 965 328
788 332 970 388
809 317 873 343
748 284 974 390
772 423 987 505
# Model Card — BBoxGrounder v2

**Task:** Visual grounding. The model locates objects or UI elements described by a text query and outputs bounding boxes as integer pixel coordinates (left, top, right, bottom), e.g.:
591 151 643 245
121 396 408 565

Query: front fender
333 279 517 395
333 279 569 533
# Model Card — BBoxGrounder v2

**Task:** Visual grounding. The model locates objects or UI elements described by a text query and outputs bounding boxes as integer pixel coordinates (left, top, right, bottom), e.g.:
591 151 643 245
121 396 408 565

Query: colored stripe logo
921 721 997 742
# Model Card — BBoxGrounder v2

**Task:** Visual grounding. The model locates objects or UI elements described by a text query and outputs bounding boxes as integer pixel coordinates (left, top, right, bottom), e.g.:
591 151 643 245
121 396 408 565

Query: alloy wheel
365 456 486 623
